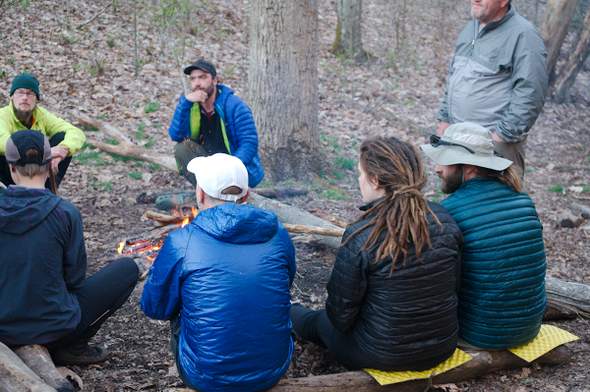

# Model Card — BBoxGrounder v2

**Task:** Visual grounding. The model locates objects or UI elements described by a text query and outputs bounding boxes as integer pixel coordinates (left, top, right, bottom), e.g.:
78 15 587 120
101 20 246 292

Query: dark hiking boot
52 343 109 366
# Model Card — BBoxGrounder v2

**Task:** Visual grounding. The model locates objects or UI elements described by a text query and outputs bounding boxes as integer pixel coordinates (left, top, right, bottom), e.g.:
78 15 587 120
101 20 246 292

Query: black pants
47 257 139 350
290 304 371 370
0 132 72 189
170 316 197 389
174 140 209 186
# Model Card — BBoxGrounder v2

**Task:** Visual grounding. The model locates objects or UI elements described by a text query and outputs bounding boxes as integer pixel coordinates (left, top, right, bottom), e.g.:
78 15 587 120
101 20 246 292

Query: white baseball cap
186 153 249 202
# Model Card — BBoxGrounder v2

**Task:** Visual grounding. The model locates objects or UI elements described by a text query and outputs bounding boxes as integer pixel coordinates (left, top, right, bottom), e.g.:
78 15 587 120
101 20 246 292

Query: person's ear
369 175 380 191
237 190 250 204
196 186 205 205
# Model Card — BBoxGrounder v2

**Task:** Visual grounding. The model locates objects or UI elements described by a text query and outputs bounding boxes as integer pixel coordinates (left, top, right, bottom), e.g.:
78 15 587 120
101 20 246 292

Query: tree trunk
541 0 580 84
553 8 590 102
332 0 367 62
247 0 320 181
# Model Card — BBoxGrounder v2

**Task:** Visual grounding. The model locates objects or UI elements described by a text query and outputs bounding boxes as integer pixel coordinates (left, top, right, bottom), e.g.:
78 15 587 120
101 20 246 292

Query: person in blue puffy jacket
168 59 264 188
140 153 295 392
421 122 547 349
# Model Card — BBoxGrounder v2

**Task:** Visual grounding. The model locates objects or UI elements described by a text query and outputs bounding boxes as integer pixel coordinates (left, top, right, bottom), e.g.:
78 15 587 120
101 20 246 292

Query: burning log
142 209 345 238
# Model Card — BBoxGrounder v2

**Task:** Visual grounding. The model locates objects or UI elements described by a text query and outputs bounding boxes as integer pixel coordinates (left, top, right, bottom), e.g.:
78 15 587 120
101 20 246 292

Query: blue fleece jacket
442 178 546 349
141 203 295 392
168 84 264 187
0 186 86 346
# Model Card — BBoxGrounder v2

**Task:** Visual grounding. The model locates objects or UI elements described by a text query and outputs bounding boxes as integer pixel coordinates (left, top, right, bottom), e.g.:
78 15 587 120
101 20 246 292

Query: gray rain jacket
438 7 548 143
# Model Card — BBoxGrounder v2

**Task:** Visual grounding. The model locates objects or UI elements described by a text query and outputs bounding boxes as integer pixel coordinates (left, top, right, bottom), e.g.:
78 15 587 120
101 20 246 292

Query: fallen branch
142 209 345 237
76 2 113 30
546 276 590 318
77 115 176 171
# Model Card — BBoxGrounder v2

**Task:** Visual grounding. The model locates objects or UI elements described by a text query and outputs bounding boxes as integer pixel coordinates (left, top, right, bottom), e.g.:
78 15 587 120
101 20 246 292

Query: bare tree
247 0 320 181
541 0 580 83
553 8 590 102
332 0 368 62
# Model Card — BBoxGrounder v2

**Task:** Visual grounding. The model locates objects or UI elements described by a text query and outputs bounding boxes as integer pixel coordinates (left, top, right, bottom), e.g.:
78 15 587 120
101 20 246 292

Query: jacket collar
477 4 515 35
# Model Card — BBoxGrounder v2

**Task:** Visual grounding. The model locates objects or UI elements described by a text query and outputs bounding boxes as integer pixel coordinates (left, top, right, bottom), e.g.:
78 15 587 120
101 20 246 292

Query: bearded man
168 59 264 187
421 122 547 350
436 0 548 178
0 73 86 188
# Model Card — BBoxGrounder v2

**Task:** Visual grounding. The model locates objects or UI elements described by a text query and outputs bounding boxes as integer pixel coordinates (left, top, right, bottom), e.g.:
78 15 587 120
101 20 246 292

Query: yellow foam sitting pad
508 324 579 363
364 348 472 386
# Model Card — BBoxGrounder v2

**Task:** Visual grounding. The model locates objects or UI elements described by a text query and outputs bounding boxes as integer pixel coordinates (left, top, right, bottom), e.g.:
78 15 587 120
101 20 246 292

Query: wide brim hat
421 122 512 171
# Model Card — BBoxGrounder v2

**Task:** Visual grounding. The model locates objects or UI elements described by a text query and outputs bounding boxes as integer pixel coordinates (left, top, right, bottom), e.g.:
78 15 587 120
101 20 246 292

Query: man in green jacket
421 122 546 349
0 72 86 189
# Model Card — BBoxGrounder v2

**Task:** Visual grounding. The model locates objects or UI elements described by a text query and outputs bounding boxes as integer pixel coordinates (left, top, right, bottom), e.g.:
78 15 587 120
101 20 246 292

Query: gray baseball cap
5 130 52 166
421 122 512 171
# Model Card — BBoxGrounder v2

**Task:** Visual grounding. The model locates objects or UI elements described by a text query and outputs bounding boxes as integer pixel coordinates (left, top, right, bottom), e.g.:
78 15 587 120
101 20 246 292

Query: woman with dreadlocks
291 136 463 371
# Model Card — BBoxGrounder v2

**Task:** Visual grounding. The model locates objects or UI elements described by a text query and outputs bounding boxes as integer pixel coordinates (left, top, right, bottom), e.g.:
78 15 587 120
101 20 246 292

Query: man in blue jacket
421 122 546 349
168 59 264 188
141 153 295 392
0 130 139 366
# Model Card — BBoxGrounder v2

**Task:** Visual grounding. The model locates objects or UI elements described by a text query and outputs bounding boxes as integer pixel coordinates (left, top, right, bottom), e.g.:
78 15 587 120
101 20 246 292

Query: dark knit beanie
10 73 40 100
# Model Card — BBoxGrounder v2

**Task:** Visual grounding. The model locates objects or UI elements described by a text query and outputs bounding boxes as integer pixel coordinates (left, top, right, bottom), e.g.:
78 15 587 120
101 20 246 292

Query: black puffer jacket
326 201 462 370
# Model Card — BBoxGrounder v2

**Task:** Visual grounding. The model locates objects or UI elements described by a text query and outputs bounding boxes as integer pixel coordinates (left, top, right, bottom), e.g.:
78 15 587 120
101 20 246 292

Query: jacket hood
193 202 279 244
0 186 61 234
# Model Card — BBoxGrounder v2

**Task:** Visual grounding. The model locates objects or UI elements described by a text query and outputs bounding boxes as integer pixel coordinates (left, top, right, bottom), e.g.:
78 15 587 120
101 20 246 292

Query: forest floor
1 0 589 391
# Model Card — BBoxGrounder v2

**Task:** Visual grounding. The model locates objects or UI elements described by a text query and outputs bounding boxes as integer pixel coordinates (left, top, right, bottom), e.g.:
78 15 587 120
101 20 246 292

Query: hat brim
420 144 512 171
183 65 215 76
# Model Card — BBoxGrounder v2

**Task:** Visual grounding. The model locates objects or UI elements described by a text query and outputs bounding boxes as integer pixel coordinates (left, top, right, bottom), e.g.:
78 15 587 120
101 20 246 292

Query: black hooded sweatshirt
0 186 86 346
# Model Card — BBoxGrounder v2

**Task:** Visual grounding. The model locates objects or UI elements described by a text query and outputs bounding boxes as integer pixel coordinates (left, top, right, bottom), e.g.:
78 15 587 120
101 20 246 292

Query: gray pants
174 140 209 186
493 139 526 179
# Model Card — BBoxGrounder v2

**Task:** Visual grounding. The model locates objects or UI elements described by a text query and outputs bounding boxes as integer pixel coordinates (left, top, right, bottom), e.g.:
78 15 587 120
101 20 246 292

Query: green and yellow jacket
0 102 86 155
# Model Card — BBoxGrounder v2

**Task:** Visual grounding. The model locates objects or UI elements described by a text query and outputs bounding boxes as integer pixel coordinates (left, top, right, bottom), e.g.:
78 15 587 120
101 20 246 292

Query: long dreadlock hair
345 136 439 271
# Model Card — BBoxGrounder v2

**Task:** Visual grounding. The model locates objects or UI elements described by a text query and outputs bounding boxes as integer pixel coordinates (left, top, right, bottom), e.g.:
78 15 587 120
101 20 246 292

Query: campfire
116 206 199 262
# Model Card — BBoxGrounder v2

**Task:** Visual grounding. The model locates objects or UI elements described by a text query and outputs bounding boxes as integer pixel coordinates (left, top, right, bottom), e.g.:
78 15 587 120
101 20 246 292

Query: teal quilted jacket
442 178 546 349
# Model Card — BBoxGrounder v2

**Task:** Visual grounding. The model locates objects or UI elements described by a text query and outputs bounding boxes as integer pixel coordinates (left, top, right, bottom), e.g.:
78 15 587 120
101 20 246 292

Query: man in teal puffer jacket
421 122 546 349
140 153 295 392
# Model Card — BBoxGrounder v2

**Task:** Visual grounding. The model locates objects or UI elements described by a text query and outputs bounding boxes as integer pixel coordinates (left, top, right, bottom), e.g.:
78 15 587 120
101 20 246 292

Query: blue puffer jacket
168 84 264 187
442 178 546 349
140 203 296 392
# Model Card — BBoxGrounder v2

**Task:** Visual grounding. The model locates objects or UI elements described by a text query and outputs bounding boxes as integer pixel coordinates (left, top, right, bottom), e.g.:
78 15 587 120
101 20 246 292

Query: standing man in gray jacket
437 0 548 177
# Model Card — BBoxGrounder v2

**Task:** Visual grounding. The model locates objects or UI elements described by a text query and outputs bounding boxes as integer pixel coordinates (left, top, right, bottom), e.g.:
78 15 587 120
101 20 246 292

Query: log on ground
0 341 55 392
269 346 572 392
14 345 77 391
